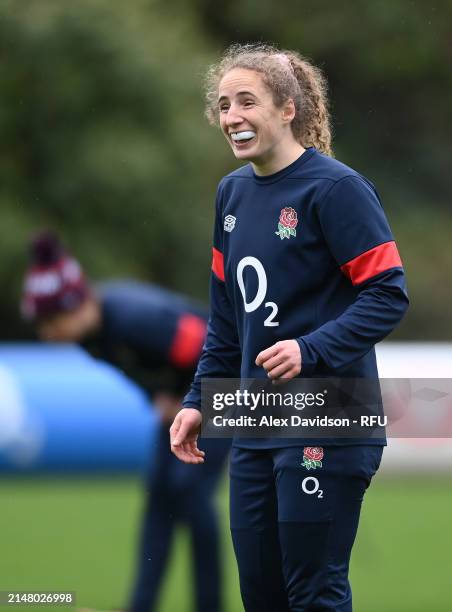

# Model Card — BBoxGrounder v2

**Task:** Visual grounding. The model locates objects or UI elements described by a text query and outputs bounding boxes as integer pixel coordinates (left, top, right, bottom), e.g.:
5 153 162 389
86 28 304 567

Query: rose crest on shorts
275 206 298 240
301 447 324 470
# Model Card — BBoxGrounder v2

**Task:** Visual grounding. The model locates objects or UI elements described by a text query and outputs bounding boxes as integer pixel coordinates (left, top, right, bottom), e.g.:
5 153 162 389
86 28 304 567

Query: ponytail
285 51 332 156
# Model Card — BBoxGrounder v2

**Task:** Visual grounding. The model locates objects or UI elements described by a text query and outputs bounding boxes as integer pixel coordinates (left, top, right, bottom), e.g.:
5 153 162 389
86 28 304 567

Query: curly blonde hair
205 43 333 156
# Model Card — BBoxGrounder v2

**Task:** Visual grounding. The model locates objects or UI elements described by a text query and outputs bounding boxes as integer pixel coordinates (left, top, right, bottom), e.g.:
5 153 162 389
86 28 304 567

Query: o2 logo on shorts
302 476 323 499
236 256 279 327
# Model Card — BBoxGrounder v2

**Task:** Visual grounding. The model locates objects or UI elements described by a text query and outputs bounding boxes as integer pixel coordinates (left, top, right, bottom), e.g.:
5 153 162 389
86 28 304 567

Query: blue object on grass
0 343 156 474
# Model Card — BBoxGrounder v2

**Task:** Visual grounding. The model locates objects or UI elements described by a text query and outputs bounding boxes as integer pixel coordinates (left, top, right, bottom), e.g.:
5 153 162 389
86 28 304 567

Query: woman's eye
219 106 229 113
244 101 255 107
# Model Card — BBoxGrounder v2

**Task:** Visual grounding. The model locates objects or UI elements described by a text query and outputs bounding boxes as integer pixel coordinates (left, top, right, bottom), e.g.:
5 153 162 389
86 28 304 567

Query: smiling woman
170 42 409 612
206 45 332 174
216 67 304 175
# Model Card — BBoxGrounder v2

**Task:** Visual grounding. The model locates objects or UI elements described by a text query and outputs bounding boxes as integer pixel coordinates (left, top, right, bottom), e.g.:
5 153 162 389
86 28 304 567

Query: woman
171 43 408 611
21 232 229 612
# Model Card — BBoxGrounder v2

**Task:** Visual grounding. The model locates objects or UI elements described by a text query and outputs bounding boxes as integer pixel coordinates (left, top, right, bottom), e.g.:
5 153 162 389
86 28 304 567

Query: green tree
0 0 451 339
0 0 229 337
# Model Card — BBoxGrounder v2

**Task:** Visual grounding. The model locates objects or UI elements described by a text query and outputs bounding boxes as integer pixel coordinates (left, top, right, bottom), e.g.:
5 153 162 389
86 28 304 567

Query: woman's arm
172 185 242 461
297 175 408 373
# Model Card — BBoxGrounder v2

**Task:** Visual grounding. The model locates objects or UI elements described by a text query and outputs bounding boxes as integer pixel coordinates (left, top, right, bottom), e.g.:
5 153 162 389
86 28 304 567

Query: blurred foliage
0 0 232 337
0 0 450 339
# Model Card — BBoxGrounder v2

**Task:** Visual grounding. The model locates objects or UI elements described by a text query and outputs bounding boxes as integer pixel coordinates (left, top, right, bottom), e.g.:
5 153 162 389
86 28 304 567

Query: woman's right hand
170 408 205 464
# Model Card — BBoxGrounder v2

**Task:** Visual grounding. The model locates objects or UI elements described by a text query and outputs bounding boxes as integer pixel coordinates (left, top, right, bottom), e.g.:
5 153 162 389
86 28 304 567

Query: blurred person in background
170 43 409 611
21 231 229 612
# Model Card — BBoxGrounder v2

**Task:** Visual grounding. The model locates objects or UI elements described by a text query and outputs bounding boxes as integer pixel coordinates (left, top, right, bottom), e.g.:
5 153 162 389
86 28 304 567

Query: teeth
231 131 256 142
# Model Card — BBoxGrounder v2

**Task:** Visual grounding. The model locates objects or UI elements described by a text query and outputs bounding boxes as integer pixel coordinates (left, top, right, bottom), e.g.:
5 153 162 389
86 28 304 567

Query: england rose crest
275 206 298 240
301 447 324 470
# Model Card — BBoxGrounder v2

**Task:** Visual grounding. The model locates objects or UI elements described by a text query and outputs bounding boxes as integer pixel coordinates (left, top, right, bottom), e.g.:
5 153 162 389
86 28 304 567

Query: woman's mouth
230 131 256 145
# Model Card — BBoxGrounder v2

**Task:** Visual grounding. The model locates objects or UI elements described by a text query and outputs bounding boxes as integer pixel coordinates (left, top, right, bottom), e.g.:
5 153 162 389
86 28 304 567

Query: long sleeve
183 188 242 409
297 175 409 374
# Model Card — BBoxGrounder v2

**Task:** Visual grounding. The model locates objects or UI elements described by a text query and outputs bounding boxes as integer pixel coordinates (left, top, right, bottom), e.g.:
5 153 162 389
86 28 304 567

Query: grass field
1 472 451 612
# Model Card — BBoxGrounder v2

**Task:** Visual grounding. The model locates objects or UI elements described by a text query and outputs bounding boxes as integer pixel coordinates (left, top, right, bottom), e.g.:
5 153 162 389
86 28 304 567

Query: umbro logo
224 215 236 232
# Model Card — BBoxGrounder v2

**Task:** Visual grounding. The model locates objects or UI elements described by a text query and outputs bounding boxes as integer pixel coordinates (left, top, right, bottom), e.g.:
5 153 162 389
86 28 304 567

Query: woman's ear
281 98 296 124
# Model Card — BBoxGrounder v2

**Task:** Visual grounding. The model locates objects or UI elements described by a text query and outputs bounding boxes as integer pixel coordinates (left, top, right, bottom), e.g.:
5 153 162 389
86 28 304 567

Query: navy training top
84 279 208 395
183 148 409 448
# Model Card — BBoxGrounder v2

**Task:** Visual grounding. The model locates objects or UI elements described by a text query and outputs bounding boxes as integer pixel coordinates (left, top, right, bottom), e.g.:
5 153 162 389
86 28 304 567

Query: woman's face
38 308 87 342
217 68 297 174
37 298 100 342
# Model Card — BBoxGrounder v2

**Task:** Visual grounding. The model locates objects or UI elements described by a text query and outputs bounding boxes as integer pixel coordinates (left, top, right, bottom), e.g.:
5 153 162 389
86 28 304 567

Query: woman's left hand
255 340 302 384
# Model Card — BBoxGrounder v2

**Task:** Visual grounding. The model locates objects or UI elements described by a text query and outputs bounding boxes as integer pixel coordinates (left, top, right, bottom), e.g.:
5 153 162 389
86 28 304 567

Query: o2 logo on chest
236 256 279 327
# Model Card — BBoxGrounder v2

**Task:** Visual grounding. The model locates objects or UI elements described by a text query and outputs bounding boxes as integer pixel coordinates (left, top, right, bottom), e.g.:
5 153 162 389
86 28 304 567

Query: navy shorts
230 445 383 612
